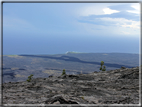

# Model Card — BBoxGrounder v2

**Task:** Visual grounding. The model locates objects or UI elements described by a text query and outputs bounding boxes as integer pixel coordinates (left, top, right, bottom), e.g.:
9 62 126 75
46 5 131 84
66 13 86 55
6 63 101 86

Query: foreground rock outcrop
2 66 140 105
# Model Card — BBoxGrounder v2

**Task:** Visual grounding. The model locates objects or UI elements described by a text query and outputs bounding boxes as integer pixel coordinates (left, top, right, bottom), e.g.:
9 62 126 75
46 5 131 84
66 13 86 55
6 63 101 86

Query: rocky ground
2 66 140 105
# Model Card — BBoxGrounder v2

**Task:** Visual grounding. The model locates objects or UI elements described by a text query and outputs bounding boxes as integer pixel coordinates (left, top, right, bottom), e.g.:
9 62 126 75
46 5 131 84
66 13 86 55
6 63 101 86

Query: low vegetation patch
100 61 106 71
27 74 33 82
62 69 66 75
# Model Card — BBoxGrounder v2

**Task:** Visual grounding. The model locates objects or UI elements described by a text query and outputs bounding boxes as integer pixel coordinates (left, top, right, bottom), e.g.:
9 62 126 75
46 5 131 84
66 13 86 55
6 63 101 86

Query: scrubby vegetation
100 61 106 71
27 74 33 82
62 69 66 75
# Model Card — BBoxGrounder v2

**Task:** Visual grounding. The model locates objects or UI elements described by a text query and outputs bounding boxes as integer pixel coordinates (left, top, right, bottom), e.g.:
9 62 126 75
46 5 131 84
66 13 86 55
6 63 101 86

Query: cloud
78 6 104 16
121 31 130 35
103 8 120 14
99 17 140 29
121 21 139 29
75 16 140 38
127 3 140 15
78 4 120 16
3 3 140 39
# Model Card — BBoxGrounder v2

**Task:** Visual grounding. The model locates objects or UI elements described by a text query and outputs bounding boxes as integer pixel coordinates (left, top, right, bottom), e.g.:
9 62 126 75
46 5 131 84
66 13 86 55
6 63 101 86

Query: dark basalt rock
45 95 78 104
49 75 53 78
2 66 140 105
68 75 79 78
121 66 126 69
118 68 139 79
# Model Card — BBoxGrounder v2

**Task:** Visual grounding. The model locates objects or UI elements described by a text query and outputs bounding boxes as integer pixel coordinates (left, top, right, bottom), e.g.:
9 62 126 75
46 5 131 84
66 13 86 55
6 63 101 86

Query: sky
3 2 140 55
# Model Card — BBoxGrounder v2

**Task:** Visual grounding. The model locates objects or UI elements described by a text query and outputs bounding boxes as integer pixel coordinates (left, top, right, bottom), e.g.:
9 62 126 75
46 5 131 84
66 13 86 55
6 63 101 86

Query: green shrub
100 61 106 71
27 74 33 82
62 69 66 75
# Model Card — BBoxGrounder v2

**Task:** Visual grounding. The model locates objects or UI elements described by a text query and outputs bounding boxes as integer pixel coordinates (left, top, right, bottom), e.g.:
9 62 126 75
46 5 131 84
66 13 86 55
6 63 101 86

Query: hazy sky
3 3 140 55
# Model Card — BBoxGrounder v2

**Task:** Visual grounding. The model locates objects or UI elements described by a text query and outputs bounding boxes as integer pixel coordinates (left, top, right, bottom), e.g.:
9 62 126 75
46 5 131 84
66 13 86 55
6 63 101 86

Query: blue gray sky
3 3 140 55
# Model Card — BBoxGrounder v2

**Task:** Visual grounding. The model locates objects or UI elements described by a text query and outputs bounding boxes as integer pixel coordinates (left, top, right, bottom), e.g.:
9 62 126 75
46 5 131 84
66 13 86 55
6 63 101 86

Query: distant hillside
3 53 139 83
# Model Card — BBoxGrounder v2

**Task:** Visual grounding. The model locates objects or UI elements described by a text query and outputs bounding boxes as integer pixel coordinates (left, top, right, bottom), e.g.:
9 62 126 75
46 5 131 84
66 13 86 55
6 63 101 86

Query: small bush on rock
100 61 106 71
81 96 85 100
27 74 33 82
62 69 66 75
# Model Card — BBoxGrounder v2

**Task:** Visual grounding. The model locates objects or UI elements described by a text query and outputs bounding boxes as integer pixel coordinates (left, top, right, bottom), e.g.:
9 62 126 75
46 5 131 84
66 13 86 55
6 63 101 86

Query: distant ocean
3 51 140 56
3 34 139 55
